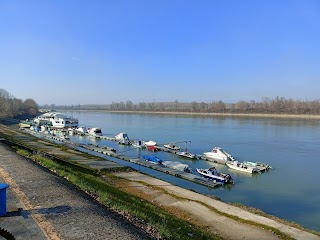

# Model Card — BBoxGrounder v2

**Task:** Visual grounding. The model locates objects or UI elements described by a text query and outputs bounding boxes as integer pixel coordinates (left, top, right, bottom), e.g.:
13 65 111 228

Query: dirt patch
113 173 280 240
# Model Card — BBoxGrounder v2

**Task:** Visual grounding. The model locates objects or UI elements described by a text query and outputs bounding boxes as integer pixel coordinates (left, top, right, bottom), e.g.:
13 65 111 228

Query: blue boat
142 155 162 164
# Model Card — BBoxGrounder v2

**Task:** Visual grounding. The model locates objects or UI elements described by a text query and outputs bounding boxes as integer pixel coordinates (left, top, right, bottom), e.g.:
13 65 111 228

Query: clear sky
1 0 319 105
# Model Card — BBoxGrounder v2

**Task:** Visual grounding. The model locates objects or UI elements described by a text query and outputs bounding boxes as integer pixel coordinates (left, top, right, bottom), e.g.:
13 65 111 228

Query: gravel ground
0 142 152 240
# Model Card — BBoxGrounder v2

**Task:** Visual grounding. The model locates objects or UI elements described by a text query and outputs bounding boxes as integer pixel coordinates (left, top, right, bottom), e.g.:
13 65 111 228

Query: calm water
64 111 320 231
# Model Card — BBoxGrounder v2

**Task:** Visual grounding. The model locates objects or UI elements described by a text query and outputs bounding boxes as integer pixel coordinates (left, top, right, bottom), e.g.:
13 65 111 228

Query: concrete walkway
0 143 151 240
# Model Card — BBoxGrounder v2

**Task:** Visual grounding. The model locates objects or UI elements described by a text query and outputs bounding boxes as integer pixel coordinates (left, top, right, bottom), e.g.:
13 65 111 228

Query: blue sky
0 0 319 105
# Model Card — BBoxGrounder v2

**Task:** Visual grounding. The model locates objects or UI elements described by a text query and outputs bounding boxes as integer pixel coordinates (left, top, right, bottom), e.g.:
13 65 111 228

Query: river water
63 111 320 231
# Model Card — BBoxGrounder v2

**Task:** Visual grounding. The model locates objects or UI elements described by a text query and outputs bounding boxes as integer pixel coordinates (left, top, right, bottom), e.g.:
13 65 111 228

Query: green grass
15 147 220 240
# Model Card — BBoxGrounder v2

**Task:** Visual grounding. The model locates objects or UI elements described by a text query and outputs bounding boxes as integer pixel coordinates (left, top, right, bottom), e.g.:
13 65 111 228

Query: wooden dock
83 144 223 188
24 129 223 188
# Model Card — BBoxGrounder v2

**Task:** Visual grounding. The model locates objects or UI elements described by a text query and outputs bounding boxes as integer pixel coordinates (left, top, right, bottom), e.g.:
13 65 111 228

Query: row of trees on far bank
0 89 39 118
44 96 320 115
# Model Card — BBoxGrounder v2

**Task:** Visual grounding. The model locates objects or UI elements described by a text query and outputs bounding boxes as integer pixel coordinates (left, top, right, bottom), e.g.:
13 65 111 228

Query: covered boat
144 140 157 146
142 155 162 164
162 161 192 173
203 147 235 164
196 167 233 184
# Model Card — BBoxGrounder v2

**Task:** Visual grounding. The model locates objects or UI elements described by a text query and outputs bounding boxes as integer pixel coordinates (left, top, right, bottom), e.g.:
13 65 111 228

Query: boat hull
226 161 260 173
196 168 233 184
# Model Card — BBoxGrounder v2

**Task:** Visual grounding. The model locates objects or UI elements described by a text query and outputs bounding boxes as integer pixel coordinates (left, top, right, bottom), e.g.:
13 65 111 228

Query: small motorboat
196 167 233 184
243 161 272 171
226 161 260 174
164 143 181 151
131 140 145 149
176 151 197 159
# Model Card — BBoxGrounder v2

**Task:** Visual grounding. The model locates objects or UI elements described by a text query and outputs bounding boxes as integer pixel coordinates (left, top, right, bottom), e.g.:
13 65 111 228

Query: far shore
58 109 320 120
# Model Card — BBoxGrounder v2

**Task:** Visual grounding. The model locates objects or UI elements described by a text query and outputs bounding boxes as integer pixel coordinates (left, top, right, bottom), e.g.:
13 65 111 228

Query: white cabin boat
87 127 102 137
203 147 235 164
34 111 78 128
76 126 88 135
226 161 260 174
164 143 181 151
115 132 130 145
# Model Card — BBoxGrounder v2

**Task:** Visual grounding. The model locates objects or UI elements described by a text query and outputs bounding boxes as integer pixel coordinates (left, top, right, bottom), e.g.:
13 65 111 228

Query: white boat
144 140 157 146
162 161 192 173
226 161 260 174
34 111 78 128
164 143 181 151
196 168 234 184
243 161 272 171
176 151 197 159
203 147 235 164
115 132 130 145
87 127 102 137
131 140 145 148
76 126 87 135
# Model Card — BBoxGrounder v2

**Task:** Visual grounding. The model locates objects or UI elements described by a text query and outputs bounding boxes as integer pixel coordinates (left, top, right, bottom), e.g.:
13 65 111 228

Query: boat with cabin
203 147 235 164
164 143 181 151
196 167 234 184
226 161 260 174
87 127 102 137
115 132 131 145
33 111 78 128
75 126 87 135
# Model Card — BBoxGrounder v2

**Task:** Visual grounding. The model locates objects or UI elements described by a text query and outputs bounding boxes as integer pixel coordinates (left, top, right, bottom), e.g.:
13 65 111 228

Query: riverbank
0 123 319 239
56 109 320 120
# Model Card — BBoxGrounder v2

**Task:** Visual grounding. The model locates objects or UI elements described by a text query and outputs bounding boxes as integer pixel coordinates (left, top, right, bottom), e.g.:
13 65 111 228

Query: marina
18 110 320 231
23 128 225 188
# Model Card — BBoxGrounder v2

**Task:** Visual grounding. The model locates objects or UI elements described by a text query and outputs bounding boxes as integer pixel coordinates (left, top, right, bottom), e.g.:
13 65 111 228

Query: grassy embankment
13 147 220 240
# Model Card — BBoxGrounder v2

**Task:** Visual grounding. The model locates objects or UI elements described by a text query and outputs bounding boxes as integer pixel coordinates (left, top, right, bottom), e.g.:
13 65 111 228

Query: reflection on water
64 111 320 231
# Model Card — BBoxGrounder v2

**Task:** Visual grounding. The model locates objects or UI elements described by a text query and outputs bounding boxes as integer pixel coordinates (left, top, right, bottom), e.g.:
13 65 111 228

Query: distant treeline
44 97 320 115
0 89 39 118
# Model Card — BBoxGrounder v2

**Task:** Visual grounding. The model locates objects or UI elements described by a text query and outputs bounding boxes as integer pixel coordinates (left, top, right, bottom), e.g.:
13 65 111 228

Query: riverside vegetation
13 147 219 240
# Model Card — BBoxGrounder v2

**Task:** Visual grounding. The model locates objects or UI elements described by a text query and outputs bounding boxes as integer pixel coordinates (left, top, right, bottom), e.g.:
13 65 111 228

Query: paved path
0 142 152 240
